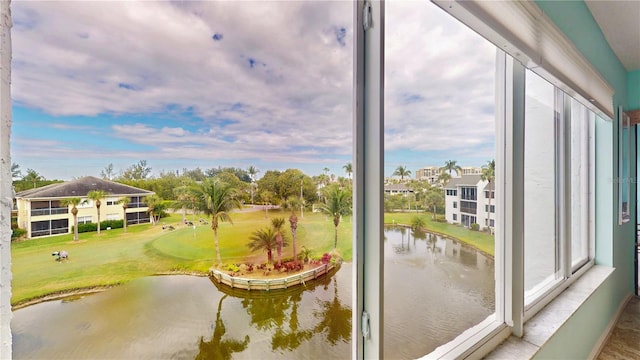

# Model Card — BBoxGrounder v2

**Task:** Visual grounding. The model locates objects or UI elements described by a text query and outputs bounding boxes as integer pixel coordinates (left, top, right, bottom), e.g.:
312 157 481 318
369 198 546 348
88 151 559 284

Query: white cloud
12 0 497 178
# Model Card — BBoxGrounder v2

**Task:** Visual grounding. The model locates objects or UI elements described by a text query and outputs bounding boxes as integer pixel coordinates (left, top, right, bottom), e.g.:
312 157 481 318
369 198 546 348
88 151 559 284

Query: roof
384 183 413 191
16 176 154 199
444 175 483 189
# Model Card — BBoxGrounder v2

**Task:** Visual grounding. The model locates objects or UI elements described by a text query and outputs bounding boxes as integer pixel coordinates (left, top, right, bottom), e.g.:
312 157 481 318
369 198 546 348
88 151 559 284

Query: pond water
12 227 494 359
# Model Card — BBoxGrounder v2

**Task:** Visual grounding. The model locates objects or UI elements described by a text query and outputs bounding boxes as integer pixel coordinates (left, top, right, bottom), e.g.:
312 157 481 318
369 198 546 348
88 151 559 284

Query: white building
444 175 495 230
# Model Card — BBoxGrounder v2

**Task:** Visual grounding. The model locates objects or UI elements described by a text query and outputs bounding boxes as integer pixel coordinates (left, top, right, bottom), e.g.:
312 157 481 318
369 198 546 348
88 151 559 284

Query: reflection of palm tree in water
271 292 313 351
313 277 352 345
195 295 250 360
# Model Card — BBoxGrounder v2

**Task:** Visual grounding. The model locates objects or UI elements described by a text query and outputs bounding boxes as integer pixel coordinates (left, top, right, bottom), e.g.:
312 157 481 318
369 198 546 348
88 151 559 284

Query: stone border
210 262 339 291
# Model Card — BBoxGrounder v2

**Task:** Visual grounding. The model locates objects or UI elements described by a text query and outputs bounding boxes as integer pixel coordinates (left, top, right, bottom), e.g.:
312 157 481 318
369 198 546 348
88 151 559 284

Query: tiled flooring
597 296 640 360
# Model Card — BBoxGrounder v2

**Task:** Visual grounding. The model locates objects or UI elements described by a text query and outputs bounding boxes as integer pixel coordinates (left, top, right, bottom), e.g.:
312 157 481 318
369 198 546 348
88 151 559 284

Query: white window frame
355 1 599 358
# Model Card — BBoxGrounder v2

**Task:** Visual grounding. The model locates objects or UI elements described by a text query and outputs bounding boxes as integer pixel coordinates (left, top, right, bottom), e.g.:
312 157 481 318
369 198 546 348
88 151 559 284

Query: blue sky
11 1 495 181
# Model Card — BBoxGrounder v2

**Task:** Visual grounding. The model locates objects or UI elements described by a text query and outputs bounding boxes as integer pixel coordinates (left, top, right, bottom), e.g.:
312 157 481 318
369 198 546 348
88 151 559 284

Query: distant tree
393 165 411 182
289 212 299 263
61 197 83 241
121 160 152 180
481 160 496 232
193 179 242 266
423 188 444 220
318 185 352 249
323 167 330 176
247 166 259 204
441 160 462 176
86 190 107 235
100 163 115 180
144 194 163 225
248 227 277 264
23 169 44 189
343 163 353 179
182 167 206 182
117 196 131 233
11 162 21 180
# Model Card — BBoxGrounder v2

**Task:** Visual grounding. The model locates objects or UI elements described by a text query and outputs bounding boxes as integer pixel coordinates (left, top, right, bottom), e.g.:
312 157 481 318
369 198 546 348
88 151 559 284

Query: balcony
30 207 68 217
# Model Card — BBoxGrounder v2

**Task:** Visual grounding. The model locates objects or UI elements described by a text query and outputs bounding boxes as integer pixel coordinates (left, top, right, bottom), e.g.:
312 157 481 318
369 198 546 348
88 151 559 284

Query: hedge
75 220 124 233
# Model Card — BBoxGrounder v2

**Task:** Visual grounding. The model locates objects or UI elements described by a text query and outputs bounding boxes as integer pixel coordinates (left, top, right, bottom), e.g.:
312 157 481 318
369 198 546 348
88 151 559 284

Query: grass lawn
12 209 489 306
383 212 495 256
11 210 351 306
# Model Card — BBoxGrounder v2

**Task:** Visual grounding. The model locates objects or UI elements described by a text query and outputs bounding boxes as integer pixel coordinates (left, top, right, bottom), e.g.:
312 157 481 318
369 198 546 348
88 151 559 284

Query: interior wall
530 1 633 358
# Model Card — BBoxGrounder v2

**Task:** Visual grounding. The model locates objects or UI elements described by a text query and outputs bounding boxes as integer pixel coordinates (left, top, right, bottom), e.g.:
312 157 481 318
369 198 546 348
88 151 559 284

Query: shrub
226 264 240 273
470 223 480 231
435 214 447 223
320 253 332 264
11 228 27 240
75 220 124 233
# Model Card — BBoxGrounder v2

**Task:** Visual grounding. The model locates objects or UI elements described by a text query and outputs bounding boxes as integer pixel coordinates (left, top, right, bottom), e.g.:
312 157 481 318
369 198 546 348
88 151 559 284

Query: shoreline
384 222 495 259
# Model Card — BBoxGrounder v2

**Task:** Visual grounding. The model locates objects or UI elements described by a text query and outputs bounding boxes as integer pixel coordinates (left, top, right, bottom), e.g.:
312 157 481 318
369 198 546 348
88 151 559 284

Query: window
78 216 92 224
460 187 477 201
485 205 495 213
383 1 497 357
485 190 494 199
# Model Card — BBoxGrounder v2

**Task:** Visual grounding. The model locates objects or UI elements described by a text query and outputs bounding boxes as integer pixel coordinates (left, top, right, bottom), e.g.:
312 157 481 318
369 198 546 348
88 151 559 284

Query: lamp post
300 179 304 219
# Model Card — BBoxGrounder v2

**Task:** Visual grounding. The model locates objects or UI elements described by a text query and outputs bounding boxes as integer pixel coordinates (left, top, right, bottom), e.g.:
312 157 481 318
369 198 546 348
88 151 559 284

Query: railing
30 207 68 216
31 227 68 237
210 262 339 291
128 203 147 209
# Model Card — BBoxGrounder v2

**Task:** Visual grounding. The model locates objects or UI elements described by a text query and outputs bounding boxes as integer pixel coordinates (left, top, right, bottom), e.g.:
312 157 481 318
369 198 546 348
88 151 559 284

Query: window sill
485 265 615 359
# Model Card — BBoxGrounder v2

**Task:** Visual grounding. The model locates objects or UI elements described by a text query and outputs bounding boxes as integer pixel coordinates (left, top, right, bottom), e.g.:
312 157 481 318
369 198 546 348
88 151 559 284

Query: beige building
15 176 154 239
415 166 442 184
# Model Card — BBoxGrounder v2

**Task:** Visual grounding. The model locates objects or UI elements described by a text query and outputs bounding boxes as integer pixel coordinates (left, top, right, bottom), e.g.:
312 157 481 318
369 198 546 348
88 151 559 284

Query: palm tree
23 169 43 189
481 159 496 232
318 185 352 249
289 212 299 263
343 163 353 179
144 194 163 225
437 171 451 185
441 160 462 177
86 190 107 235
247 166 259 204
118 196 131 233
61 197 82 242
172 183 194 223
11 162 21 180
271 217 286 265
248 227 278 264
193 179 241 266
393 165 411 182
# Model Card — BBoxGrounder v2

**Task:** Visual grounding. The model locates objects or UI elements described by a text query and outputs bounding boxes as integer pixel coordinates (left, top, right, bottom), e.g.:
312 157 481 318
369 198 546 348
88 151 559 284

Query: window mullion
560 91 572 279
354 1 385 359
504 55 526 337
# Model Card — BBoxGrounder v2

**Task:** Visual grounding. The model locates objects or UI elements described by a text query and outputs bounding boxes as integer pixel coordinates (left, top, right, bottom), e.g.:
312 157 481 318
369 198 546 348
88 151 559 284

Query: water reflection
384 226 494 359
195 295 250 360
13 269 352 359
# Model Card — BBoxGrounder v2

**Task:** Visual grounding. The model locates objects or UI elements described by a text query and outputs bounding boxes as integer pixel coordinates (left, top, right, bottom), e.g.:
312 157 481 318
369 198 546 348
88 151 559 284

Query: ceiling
585 0 640 71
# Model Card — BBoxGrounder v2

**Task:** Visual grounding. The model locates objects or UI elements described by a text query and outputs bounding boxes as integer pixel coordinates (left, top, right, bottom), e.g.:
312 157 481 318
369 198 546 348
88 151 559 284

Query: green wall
532 1 633 359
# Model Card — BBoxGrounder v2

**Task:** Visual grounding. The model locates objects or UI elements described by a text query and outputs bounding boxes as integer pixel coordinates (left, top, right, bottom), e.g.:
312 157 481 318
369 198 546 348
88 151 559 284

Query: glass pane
384 1 497 357
570 98 590 268
523 70 560 301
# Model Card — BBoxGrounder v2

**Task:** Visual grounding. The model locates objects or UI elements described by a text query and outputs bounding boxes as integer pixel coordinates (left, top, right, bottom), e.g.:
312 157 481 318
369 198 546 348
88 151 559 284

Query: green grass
11 210 351 306
12 210 489 306
384 212 495 256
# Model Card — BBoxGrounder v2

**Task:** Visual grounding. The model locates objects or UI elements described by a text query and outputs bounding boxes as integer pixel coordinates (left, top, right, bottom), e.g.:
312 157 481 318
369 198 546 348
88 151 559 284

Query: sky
10 1 496 181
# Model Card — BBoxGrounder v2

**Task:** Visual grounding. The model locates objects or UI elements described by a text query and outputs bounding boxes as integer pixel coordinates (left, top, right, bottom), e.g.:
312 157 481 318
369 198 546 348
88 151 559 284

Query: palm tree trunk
214 227 222 265
334 226 338 249
73 215 78 242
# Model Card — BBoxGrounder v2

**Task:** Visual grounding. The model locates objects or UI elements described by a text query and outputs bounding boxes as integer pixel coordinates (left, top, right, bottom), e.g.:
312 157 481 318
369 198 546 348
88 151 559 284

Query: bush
11 228 27 240
75 220 124 233
435 215 447 223
470 223 480 231
320 253 332 264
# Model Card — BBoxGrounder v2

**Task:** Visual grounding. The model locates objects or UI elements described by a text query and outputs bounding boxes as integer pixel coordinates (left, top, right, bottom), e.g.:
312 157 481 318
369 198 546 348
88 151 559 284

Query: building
459 166 482 176
383 183 413 196
444 175 495 229
15 176 153 239
415 166 442 184
1 1 640 359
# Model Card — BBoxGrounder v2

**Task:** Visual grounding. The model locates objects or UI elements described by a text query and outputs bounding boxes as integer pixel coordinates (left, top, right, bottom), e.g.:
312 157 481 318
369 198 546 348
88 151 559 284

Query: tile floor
597 296 640 360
